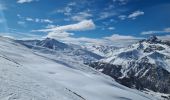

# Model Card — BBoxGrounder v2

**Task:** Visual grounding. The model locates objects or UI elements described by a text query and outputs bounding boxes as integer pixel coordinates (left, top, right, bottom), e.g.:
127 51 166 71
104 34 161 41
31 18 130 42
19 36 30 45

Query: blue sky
0 0 170 45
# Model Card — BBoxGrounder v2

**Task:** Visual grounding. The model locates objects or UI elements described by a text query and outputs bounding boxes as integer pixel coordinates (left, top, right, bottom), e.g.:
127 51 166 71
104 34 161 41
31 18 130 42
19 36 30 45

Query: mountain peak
45 37 59 42
37 38 69 50
146 35 160 43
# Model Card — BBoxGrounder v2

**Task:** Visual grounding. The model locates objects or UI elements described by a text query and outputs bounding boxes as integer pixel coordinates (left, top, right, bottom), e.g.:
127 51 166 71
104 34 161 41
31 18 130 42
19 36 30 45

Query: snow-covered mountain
84 44 119 57
0 36 158 100
16 38 103 64
88 36 170 98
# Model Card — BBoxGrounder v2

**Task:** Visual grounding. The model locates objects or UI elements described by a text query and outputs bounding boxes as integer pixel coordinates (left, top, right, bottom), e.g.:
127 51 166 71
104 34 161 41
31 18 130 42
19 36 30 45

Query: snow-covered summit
36 38 69 50
146 35 159 43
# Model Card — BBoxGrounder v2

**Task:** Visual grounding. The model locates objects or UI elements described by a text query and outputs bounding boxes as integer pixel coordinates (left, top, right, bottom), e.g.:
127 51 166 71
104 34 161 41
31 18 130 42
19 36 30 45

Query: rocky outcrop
88 61 170 93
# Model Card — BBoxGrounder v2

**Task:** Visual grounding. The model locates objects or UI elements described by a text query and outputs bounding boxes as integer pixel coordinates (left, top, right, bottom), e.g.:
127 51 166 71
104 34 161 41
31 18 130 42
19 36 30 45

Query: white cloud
52 1 77 16
68 2 76 6
118 15 126 20
17 21 26 27
103 34 142 47
0 28 42 40
46 31 74 39
36 20 95 32
108 27 115 30
59 37 109 46
113 0 129 5
56 7 72 16
104 34 140 41
17 0 33 3
34 20 95 39
104 5 115 10
141 27 170 35
128 10 144 19
118 11 144 20
32 19 142 47
158 35 170 40
141 31 159 35
71 12 92 21
58 34 141 47
21 16 53 23
17 0 38 3
34 18 53 23
26 17 34 21
164 27 170 32
98 12 117 20
45 24 57 28
41 19 53 23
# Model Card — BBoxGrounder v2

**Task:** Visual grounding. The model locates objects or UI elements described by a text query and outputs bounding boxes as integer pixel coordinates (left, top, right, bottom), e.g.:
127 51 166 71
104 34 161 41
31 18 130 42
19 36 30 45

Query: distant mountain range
16 38 103 64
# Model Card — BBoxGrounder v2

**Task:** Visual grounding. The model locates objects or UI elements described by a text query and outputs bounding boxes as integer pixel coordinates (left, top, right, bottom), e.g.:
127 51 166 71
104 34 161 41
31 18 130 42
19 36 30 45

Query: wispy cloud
158 35 170 40
128 10 144 19
17 15 53 24
71 12 92 21
164 27 170 32
17 0 38 4
53 2 75 16
0 4 7 11
113 0 129 5
98 12 117 20
32 18 53 23
58 34 141 47
103 34 142 46
17 21 26 27
25 17 34 21
108 27 115 30
141 27 170 35
118 10 144 20
0 19 5 23
68 2 76 6
118 15 126 20
0 28 42 40
58 37 109 46
104 34 140 41
56 6 72 16
141 31 161 35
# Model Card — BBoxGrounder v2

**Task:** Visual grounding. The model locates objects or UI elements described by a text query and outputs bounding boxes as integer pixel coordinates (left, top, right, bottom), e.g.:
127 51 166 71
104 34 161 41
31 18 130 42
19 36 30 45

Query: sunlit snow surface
0 36 156 100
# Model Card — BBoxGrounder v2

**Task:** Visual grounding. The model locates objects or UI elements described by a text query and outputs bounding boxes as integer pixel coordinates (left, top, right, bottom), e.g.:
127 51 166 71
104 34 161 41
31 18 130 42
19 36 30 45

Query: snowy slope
0 36 157 100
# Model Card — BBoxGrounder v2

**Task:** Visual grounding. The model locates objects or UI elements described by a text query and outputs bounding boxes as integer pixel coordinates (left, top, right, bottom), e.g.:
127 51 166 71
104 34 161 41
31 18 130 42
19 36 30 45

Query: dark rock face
144 45 165 53
88 62 122 79
88 62 170 93
147 35 159 43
